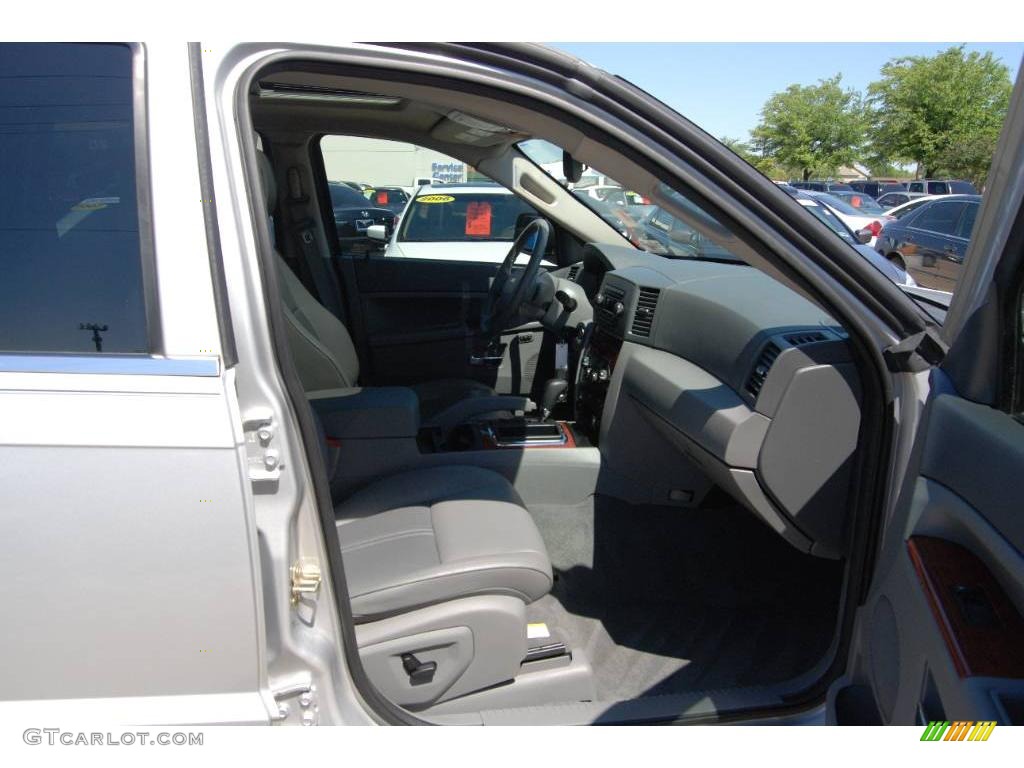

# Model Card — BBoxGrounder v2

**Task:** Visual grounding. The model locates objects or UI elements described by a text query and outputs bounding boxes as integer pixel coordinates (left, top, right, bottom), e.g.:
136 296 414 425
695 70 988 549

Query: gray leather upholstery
277 256 361 390
335 466 553 621
257 150 497 418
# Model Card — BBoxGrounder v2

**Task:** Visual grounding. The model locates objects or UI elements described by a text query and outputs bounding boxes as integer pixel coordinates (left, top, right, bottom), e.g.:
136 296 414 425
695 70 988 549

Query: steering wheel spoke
482 219 550 338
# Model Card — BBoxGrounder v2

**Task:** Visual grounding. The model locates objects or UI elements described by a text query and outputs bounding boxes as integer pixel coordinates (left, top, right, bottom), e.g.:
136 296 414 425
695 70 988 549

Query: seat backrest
258 150 360 391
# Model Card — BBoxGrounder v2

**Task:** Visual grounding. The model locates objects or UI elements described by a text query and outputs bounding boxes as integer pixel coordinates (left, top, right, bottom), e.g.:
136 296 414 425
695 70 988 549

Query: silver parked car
2 42 1023 729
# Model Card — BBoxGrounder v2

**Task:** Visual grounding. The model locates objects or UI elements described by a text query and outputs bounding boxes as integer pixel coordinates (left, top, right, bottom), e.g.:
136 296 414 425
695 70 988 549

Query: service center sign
432 161 465 183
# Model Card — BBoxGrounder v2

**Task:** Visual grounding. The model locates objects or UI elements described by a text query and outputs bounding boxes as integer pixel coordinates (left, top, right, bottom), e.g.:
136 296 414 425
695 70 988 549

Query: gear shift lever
540 378 569 421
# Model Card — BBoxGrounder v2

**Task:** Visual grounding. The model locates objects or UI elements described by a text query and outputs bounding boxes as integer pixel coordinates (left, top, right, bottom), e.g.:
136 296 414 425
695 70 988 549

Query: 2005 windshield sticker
416 194 456 204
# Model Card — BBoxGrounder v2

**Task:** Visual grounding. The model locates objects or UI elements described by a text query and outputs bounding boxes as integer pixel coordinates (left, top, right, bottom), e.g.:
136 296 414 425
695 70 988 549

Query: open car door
829 62 1024 728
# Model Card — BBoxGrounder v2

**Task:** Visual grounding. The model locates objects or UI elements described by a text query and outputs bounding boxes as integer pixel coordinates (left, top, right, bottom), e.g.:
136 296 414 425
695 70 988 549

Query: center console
574 325 623 444
419 417 578 453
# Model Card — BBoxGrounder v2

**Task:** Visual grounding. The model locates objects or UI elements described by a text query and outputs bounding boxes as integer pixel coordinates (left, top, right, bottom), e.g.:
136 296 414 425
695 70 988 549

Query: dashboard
561 244 862 559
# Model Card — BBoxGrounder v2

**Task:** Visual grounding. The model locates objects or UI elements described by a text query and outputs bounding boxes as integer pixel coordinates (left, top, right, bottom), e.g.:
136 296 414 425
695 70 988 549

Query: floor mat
527 495 843 702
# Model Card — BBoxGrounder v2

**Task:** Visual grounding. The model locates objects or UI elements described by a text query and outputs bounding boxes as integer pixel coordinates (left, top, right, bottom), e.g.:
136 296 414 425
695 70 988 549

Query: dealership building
320 135 477 188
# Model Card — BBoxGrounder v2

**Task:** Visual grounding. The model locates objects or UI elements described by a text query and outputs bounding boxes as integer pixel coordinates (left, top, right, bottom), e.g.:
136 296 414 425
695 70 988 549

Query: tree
752 75 867 181
867 46 1012 187
719 136 791 180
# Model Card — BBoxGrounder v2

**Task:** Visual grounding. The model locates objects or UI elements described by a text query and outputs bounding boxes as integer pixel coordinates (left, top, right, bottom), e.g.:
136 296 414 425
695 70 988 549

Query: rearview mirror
563 150 585 184
855 228 872 244
367 224 388 241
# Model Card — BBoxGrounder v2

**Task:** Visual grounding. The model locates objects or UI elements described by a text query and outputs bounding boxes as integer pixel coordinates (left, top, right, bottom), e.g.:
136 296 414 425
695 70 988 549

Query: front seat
335 465 553 621
334 464 554 708
257 151 496 421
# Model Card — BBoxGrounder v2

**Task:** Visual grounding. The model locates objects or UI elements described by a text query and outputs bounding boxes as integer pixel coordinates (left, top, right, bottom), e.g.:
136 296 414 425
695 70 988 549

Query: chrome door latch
242 407 282 492
290 558 322 604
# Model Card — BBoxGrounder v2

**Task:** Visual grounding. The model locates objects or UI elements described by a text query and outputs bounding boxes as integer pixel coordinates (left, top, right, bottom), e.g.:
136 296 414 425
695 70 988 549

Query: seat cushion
335 466 552 621
411 378 494 421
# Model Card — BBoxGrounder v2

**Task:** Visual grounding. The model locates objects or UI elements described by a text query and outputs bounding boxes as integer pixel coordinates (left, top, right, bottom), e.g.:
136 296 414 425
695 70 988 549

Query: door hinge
271 676 318 725
883 327 949 372
242 407 282 492
290 558 322 605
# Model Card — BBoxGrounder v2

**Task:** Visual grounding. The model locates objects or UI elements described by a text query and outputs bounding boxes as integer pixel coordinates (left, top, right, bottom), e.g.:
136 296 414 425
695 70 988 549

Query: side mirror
367 224 388 242
855 228 872 244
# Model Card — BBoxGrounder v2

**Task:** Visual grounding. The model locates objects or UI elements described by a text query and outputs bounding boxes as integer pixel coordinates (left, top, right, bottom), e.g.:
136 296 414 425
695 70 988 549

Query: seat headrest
257 150 277 212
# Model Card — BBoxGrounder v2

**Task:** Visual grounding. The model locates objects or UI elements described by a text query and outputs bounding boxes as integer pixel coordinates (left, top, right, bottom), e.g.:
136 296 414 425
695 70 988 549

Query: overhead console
577 244 862 559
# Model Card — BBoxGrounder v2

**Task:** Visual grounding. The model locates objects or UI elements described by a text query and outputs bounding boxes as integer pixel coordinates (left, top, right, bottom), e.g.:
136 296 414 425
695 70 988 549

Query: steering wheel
480 218 551 338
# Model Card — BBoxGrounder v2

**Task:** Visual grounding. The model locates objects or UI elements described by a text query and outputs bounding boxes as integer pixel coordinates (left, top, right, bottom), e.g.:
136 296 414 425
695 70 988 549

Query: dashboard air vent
785 331 827 346
567 264 581 282
631 287 661 337
745 342 781 398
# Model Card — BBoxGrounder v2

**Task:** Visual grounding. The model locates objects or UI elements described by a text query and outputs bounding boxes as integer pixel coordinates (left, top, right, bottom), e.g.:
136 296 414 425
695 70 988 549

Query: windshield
519 139 732 260
832 192 886 214
398 190 538 243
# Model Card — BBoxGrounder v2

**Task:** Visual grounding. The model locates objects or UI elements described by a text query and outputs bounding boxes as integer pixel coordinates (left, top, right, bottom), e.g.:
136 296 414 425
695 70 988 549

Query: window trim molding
129 42 164 356
0 354 219 377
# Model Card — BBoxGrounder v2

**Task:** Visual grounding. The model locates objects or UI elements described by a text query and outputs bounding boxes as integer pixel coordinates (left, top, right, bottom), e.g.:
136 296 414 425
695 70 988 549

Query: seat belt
284 166 345 319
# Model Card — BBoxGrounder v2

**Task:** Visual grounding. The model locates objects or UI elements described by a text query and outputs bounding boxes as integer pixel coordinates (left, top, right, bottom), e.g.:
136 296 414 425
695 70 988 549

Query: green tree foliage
867 46 1012 187
719 136 794 180
752 75 867 181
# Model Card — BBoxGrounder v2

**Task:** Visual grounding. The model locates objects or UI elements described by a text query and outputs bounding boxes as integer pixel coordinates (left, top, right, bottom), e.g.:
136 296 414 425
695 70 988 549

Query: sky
552 43 1024 142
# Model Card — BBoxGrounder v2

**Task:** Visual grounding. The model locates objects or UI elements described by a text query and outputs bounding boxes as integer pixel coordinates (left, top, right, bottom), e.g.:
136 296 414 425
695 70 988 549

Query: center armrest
307 387 420 439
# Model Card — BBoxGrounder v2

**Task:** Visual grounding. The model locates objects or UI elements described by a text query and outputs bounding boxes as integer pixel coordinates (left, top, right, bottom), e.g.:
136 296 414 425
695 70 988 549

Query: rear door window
911 201 966 235
0 42 149 355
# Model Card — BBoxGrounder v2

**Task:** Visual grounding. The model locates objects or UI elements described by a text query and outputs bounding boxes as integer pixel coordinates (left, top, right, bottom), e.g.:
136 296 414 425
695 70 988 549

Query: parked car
328 181 396 252
2 41 1024 733
847 180 906 198
638 206 736 260
805 190 895 247
874 194 982 292
882 194 940 219
368 183 552 264
905 178 979 195
826 190 889 215
788 180 855 192
875 190 930 210
778 190 916 287
365 186 410 213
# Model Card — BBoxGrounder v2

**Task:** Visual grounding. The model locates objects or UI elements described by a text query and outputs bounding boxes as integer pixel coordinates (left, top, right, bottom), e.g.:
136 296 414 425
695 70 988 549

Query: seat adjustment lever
400 653 437 685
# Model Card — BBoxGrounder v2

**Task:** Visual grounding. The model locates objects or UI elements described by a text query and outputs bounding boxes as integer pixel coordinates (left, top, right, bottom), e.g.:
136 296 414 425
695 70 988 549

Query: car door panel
830 63 1024 726
830 389 1024 726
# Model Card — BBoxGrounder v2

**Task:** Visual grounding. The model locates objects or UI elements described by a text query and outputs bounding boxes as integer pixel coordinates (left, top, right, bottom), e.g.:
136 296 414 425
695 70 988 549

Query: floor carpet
526 494 843 702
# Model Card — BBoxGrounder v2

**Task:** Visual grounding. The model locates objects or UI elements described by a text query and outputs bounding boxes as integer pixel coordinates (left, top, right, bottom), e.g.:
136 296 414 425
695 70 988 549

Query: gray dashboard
578 244 862 559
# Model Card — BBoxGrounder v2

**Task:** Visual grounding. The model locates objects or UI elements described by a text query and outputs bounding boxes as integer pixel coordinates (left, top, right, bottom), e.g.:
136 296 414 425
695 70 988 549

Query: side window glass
0 43 149 354
912 202 965 235
955 203 979 240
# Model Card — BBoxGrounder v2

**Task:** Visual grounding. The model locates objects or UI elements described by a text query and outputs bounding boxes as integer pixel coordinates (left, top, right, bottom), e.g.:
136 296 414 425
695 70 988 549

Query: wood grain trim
907 536 1024 679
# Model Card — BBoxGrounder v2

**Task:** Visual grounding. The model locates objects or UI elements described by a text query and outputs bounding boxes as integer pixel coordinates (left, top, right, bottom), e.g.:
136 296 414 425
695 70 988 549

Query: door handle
469 354 504 367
